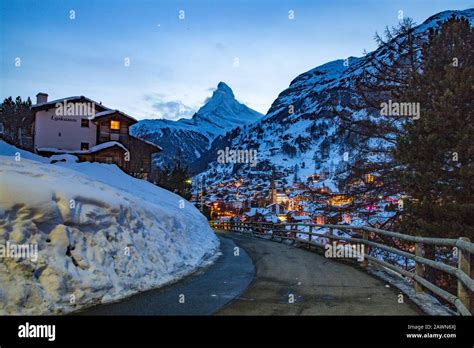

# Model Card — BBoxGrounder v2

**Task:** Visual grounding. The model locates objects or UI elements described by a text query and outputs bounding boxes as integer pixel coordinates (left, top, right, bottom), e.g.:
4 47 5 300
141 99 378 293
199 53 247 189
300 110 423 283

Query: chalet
31 93 161 180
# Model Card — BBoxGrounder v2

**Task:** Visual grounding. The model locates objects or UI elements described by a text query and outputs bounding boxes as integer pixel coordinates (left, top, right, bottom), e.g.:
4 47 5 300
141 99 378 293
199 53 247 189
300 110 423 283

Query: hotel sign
51 115 77 122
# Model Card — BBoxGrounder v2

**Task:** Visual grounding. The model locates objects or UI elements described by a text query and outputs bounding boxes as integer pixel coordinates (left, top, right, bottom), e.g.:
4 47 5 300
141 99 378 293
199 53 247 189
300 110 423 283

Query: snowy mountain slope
131 82 263 168
0 140 219 315
195 9 474 189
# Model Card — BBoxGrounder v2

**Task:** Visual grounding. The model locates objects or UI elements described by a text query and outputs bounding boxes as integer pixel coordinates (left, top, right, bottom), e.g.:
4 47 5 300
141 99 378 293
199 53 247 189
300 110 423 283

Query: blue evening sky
1 0 472 120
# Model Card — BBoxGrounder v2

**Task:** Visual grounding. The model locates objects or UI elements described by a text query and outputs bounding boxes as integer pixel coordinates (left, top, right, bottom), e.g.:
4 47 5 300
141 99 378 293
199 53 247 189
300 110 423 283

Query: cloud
215 42 226 52
144 94 196 120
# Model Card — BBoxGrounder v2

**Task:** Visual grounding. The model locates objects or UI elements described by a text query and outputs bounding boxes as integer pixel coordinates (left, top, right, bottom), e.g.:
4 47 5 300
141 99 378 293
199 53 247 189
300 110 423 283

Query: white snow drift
0 140 219 315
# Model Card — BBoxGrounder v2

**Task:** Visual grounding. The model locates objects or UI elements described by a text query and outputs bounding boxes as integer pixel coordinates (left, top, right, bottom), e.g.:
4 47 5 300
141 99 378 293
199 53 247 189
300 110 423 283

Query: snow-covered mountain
195 9 474 189
131 82 263 168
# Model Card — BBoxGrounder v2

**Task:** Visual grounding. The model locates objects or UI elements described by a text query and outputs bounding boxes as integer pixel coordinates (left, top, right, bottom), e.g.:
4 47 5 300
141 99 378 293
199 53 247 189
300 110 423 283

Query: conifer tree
0 96 33 147
395 16 474 240
334 18 425 223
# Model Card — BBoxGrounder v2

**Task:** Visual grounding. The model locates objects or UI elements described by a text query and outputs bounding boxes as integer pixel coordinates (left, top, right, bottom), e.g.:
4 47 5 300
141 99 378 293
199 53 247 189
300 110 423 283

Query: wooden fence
210 220 473 316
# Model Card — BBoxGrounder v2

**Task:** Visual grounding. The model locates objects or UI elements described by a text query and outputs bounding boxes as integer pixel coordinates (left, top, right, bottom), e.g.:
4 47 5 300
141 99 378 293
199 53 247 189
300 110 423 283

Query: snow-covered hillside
131 82 263 168
0 140 219 315
195 9 474 189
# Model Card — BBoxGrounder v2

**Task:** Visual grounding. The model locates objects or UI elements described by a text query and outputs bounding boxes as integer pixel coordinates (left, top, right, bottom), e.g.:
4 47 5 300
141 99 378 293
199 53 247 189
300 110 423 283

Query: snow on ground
0 140 219 315
50 154 79 163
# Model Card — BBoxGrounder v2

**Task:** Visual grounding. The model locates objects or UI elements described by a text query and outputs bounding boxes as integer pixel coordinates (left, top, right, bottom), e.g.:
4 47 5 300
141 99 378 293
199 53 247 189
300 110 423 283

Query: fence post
458 237 471 314
414 242 424 293
361 230 369 268
308 225 313 249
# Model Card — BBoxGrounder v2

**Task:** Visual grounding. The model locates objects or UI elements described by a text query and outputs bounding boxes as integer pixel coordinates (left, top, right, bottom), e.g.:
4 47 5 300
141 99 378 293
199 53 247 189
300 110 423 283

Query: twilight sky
1 0 472 120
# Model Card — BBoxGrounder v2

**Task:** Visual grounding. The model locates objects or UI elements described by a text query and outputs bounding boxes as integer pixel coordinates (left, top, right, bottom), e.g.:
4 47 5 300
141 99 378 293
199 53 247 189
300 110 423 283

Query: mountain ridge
193 8 474 190
130 82 263 167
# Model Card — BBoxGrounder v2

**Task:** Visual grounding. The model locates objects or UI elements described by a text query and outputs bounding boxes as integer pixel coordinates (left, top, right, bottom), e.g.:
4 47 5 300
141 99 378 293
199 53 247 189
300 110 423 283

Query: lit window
110 120 120 130
365 174 375 183
81 142 89 150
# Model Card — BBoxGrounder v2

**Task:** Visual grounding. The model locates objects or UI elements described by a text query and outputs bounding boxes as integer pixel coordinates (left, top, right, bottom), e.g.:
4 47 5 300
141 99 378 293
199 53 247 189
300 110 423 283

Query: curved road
80 235 255 315
218 231 421 315
80 230 421 315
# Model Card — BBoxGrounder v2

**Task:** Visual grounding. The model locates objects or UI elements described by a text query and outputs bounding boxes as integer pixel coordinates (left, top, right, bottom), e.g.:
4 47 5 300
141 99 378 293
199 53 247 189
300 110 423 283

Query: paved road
217 231 422 315
79 235 255 315
79 230 421 315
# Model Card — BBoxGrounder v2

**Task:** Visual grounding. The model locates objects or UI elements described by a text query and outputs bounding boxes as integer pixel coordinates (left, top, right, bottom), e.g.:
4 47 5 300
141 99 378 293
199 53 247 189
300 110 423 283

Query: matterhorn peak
213 81 235 99
131 79 263 169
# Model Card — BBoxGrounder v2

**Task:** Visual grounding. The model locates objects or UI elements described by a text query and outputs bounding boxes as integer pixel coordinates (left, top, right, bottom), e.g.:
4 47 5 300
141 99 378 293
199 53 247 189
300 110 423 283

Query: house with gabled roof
31 92 161 180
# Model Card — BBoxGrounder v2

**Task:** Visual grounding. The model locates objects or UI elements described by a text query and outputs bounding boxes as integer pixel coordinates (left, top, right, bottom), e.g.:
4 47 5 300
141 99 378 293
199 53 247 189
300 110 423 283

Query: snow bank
0 141 219 315
50 154 79 163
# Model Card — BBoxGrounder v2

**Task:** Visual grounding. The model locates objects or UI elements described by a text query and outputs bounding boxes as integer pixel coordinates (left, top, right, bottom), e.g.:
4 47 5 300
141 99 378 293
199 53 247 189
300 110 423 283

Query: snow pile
49 154 79 163
0 140 219 315
38 141 129 154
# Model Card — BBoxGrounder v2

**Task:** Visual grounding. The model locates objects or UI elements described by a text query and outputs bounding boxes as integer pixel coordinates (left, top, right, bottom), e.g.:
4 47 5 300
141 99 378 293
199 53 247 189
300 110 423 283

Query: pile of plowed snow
0 140 219 314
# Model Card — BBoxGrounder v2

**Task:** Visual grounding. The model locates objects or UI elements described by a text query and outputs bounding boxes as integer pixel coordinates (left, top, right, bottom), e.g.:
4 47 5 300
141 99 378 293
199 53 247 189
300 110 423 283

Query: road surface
79 235 255 315
79 230 421 315
217 231 422 315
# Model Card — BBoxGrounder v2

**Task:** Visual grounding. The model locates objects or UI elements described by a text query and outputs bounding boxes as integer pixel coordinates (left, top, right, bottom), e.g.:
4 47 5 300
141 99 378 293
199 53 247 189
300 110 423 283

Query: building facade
31 93 161 180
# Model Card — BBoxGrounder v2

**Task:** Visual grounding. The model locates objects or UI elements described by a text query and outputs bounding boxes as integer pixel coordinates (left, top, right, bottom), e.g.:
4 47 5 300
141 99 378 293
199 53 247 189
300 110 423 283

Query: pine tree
334 18 425 221
153 161 193 200
395 16 474 240
0 96 33 148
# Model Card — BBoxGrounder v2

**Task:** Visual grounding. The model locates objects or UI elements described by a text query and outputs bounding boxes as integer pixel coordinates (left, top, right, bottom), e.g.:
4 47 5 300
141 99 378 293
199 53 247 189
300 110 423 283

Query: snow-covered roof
91 109 138 123
266 202 285 208
38 141 128 155
245 207 270 217
32 96 110 112
292 215 312 221
265 215 279 223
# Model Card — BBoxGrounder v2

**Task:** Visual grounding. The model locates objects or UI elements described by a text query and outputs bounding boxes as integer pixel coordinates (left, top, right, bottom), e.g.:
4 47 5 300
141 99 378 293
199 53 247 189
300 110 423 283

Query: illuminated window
110 120 120 130
80 142 89 150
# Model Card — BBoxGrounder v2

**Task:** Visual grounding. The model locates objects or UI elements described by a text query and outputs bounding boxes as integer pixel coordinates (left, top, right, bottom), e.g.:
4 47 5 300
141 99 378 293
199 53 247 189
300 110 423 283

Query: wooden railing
210 220 474 316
